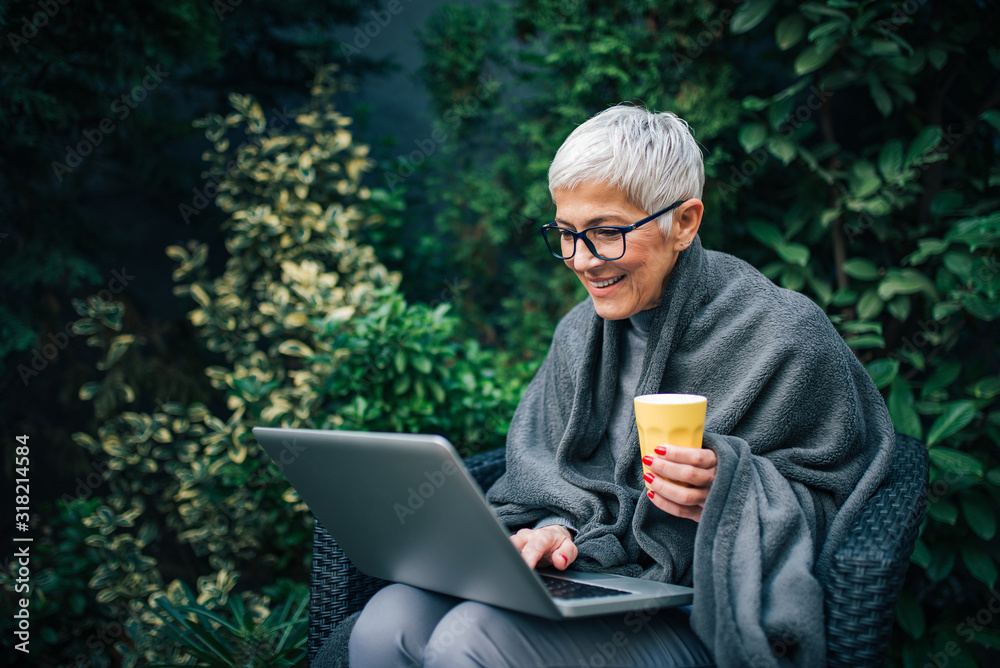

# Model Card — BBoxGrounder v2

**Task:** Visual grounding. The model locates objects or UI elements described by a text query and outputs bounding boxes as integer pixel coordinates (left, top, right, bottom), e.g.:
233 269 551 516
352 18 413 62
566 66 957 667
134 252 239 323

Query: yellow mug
634 393 707 485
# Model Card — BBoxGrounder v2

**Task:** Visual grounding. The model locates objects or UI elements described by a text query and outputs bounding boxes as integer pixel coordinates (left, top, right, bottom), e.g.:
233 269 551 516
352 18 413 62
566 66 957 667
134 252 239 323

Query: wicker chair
308 434 927 667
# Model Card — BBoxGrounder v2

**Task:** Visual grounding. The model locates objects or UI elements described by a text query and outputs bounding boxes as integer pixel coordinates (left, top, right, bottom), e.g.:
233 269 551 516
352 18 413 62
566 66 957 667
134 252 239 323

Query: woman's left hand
642 445 717 522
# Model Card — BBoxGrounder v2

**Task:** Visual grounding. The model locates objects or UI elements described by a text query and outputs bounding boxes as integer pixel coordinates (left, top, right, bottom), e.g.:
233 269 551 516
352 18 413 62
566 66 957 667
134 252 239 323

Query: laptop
252 427 693 619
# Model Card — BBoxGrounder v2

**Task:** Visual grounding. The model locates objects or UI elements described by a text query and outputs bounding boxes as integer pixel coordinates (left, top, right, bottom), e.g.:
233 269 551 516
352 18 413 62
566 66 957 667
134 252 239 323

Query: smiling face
552 181 692 321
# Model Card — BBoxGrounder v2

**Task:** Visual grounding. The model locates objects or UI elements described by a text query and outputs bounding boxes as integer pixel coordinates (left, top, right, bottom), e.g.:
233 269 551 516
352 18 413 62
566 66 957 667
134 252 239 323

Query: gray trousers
349 584 715 667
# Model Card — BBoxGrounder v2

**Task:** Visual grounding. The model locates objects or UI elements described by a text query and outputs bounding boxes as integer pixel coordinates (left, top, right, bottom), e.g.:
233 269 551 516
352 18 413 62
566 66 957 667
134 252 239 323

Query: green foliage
398 1 1000 665
0 0 374 372
140 582 307 668
0 498 113 666
173 64 522 452
718 7 999 663
0 0 219 367
42 63 523 665
321 290 521 452
1 11 386 656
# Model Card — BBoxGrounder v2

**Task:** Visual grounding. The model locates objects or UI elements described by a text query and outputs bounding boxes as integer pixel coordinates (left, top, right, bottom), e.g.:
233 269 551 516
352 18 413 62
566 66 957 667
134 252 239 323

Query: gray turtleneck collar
629 308 656 335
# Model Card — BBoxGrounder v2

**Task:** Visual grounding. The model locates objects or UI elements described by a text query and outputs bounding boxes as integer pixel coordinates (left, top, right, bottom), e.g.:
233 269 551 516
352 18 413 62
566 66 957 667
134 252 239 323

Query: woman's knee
350 584 453 668
424 601 529 668
349 585 408 666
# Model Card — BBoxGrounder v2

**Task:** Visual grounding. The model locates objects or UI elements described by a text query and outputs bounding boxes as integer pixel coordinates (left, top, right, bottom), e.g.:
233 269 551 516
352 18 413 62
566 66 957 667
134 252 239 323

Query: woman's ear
674 199 704 249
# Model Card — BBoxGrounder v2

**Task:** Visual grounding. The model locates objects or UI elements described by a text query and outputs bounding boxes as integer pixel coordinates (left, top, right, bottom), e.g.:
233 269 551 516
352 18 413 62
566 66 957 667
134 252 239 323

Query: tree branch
820 93 853 319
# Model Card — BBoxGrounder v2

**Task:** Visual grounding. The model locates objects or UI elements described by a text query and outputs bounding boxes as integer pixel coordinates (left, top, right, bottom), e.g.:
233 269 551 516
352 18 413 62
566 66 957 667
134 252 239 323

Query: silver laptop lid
253 427 562 618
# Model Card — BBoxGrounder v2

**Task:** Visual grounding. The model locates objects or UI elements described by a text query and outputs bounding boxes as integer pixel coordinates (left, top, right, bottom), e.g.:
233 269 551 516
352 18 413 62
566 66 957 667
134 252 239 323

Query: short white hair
548 104 704 236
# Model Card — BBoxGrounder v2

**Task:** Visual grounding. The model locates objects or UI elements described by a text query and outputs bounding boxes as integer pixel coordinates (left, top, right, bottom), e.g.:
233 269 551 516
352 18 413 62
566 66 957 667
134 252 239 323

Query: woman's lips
588 275 625 290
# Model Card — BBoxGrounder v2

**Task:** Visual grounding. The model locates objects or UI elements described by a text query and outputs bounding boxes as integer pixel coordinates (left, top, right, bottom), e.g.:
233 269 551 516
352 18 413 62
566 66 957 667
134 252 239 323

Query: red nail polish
647 490 655 500
642 455 653 466
654 445 667 455
643 472 654 483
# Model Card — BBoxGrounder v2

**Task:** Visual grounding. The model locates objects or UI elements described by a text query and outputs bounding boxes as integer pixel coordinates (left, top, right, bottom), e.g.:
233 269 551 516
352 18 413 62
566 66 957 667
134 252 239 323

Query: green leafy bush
723 3 1000 663
33 63 523 665
141 582 307 668
172 64 523 453
0 0 373 368
0 498 113 666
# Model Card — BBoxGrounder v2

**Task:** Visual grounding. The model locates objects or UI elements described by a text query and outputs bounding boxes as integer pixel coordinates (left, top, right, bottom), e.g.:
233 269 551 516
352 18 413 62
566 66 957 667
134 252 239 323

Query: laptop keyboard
540 575 631 599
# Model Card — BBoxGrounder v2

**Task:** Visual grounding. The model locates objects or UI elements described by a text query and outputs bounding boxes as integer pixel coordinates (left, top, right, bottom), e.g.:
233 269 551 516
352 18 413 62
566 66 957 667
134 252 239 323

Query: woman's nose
570 241 605 272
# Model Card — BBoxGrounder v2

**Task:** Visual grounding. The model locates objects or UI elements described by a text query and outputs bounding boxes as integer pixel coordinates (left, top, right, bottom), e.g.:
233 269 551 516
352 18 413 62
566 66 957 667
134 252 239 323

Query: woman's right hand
510 525 578 570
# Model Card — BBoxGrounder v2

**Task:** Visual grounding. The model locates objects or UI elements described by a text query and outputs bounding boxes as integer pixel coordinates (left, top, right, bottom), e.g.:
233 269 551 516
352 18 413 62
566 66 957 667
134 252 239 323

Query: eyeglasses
540 200 687 261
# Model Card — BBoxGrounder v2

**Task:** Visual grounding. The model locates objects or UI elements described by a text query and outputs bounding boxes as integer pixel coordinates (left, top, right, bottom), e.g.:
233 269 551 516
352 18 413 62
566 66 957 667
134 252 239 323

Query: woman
349 105 894 667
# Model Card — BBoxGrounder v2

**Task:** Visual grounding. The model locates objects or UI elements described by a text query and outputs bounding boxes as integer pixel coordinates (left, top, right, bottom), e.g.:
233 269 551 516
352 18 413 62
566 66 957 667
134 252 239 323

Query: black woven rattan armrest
307 446 507 662
825 433 928 668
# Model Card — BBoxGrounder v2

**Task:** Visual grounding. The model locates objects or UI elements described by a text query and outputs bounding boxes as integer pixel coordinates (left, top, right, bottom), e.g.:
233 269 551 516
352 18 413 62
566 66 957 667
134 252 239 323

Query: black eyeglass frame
540 199 688 261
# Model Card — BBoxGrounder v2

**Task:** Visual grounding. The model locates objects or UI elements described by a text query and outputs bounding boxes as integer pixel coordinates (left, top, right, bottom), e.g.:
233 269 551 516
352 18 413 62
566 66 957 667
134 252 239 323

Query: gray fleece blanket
486 236 895 667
